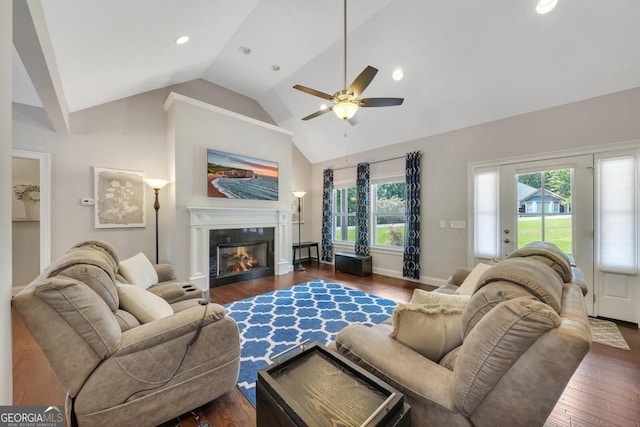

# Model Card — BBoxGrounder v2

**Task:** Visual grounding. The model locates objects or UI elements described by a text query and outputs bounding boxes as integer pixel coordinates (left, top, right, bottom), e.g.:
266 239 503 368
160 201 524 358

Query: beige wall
291 144 312 243
12 79 275 264
166 95 294 280
311 87 640 284
1 0 12 405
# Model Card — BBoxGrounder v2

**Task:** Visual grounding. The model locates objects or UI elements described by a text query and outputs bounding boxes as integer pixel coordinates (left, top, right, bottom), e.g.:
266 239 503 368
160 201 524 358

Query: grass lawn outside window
517 216 572 253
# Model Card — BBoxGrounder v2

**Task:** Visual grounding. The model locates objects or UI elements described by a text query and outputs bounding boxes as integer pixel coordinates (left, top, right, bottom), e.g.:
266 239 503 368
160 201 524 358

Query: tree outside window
373 182 406 247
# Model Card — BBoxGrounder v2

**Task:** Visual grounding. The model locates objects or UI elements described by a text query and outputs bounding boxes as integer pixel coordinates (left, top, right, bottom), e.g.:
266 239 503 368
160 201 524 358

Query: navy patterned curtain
355 163 370 256
321 169 334 262
403 152 421 279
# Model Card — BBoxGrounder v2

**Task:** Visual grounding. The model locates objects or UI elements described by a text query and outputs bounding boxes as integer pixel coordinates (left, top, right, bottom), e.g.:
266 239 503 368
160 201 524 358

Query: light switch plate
439 220 447 228
451 220 466 229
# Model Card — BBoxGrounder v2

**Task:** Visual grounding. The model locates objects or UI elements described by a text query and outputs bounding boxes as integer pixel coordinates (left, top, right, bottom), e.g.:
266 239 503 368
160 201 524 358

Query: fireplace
210 227 275 287
187 207 290 290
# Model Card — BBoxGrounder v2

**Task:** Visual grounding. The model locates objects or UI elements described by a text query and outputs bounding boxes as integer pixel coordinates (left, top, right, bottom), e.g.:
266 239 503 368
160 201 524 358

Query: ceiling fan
293 0 404 122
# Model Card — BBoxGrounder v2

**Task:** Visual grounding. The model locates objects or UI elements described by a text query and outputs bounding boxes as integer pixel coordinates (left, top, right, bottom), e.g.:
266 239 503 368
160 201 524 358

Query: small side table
292 241 320 266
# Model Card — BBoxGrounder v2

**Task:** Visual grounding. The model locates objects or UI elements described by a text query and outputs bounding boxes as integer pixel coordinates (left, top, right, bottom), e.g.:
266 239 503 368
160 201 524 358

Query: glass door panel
516 169 573 254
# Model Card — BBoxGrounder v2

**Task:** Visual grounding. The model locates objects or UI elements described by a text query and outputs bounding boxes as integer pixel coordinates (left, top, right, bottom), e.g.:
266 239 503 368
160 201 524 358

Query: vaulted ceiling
12 0 640 163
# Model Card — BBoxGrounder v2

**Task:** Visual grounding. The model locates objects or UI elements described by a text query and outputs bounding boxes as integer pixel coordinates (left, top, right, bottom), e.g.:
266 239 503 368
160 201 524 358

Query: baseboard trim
372 267 445 288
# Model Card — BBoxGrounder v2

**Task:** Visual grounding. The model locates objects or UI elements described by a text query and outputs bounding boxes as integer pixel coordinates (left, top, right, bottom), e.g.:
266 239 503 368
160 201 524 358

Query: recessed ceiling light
174 35 189 45
536 0 558 14
392 69 404 81
271 64 281 72
239 46 252 55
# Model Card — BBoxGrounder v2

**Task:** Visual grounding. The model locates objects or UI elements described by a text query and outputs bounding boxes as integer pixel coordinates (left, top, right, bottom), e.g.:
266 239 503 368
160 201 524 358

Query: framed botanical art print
94 167 145 228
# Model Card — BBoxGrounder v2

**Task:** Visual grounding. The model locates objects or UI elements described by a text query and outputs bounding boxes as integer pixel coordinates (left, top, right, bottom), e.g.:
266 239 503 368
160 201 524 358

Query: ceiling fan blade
293 85 334 101
360 97 404 107
348 66 378 97
301 107 333 121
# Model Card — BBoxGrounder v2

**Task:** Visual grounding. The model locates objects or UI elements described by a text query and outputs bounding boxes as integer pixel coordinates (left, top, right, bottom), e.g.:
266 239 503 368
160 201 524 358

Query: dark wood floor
12 264 640 426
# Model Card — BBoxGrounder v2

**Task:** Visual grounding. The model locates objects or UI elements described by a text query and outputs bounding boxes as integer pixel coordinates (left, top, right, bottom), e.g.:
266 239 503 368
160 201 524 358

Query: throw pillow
455 263 492 295
118 252 158 289
389 303 465 362
410 288 471 306
116 283 173 323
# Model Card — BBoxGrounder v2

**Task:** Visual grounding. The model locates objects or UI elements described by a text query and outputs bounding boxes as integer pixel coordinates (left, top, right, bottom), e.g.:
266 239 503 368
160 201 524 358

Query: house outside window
333 186 357 242
372 181 406 248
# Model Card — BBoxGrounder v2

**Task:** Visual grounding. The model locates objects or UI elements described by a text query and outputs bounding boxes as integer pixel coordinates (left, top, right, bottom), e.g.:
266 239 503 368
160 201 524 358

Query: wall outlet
450 220 466 229
81 198 95 206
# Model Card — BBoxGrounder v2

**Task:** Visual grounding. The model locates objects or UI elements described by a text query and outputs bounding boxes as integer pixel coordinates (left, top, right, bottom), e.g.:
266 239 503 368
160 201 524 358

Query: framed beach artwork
207 149 279 201
94 167 145 228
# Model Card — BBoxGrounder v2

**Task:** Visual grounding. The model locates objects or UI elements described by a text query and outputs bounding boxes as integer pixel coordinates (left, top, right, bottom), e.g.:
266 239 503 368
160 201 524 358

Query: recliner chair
12 240 240 427
335 242 591 427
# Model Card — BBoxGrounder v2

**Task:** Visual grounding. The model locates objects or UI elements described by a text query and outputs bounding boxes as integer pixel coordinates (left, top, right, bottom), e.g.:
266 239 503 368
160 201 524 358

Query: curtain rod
329 153 420 171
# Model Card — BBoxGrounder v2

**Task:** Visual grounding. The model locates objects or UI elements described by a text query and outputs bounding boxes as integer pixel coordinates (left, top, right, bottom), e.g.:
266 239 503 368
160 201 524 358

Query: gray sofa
335 242 591 427
12 240 240 427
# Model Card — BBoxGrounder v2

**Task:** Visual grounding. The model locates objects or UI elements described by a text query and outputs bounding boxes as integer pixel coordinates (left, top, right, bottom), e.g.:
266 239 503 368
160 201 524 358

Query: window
372 181 406 247
333 186 356 242
474 169 499 258
333 181 406 248
597 154 637 273
516 168 573 254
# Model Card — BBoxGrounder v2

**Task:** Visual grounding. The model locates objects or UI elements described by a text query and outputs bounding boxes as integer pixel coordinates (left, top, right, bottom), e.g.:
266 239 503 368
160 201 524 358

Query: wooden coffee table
256 343 410 426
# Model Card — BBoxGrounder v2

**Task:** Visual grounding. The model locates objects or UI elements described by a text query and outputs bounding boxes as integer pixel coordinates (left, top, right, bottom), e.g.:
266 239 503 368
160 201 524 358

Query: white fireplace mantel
187 207 291 289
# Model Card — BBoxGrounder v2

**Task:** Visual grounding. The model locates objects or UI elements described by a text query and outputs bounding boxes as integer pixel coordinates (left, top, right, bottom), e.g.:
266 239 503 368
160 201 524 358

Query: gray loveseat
12 240 240 427
335 242 591 427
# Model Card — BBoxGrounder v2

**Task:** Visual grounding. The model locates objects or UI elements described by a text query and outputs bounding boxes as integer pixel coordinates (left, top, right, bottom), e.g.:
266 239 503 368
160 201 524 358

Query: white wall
165 94 294 281
1 0 13 405
12 79 275 264
311 87 640 284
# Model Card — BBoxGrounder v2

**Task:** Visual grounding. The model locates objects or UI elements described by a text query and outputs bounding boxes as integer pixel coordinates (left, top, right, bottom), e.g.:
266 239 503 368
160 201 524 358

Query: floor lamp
292 190 306 271
145 178 169 264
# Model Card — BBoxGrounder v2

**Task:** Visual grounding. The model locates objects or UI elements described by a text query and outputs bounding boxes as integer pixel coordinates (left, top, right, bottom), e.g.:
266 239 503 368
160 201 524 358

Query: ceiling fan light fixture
392 69 404 81
536 0 558 14
333 101 359 120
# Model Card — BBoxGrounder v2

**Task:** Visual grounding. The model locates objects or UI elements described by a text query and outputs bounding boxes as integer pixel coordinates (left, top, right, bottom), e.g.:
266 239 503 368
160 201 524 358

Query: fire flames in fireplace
227 246 260 273
210 228 274 287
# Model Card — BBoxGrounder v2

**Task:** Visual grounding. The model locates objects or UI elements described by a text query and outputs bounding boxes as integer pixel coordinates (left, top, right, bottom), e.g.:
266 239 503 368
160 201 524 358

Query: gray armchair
12 241 240 427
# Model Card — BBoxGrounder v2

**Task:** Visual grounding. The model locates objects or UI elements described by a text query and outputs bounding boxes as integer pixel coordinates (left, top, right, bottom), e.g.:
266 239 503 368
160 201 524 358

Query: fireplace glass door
217 241 269 277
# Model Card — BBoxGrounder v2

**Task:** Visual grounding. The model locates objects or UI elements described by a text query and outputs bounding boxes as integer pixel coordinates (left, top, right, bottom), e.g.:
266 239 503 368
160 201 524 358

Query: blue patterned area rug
223 280 397 406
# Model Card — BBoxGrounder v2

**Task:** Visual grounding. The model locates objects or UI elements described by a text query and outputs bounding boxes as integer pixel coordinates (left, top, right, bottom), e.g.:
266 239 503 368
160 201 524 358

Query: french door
499 155 594 315
474 149 640 323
